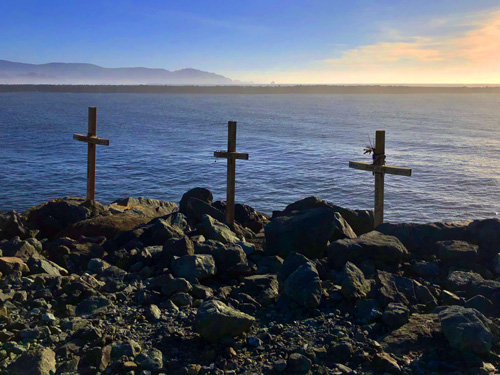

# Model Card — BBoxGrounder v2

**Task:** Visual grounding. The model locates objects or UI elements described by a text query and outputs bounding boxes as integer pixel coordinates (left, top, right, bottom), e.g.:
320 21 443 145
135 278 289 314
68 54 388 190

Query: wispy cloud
319 9 500 82
233 8 500 84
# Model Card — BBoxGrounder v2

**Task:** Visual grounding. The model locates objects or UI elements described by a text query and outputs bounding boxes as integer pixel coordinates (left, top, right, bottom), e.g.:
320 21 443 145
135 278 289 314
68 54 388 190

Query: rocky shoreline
0 189 499 375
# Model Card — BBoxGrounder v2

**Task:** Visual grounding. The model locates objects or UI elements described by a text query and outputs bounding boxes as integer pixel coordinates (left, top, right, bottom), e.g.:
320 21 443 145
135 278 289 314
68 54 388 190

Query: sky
1 0 500 84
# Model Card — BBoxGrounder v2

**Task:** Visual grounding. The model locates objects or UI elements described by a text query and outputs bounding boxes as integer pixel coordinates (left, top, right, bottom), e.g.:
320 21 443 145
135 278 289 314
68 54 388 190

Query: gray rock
256 255 283 274
331 212 357 241
446 270 483 295
28 257 67 276
327 231 409 269
382 303 410 329
7 348 56 375
241 274 280 306
0 237 42 261
468 218 500 260
375 271 417 308
465 295 495 317
211 243 248 273
272 196 373 235
194 300 255 342
186 197 226 223
197 215 240 244
287 352 312 374
0 256 30 275
146 304 162 321
382 313 443 354
179 187 213 215
341 261 371 300
284 262 322 308
413 280 438 311
411 261 439 279
139 217 185 246
172 254 216 281
354 299 382 323
279 252 310 282
160 277 192 297
136 348 163 371
377 221 471 258
437 240 478 267
170 292 192 307
87 258 111 274
265 206 337 259
111 339 142 358
439 306 495 355
76 296 111 316
441 290 464 306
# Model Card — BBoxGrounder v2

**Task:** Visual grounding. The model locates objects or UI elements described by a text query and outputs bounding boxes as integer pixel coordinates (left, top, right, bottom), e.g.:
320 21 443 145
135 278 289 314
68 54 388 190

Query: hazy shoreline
2 84 500 94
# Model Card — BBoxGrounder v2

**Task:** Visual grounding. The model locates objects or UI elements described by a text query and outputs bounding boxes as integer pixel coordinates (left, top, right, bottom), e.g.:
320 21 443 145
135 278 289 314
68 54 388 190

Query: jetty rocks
0 190 499 375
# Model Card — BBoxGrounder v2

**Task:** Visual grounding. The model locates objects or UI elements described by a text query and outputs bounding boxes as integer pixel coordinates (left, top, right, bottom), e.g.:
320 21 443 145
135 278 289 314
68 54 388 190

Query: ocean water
0 92 499 224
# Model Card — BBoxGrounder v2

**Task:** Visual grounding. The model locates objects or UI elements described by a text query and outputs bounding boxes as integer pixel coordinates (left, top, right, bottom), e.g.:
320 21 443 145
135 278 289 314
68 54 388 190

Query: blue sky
1 0 500 83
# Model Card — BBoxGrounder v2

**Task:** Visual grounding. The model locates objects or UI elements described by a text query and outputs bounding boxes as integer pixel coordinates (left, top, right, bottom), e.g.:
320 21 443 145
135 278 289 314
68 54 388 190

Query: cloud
318 9 500 83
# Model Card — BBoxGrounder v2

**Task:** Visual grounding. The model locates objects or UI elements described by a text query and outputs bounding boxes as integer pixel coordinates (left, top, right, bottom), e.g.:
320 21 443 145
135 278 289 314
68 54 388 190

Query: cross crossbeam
349 130 412 227
73 107 109 201
214 121 249 226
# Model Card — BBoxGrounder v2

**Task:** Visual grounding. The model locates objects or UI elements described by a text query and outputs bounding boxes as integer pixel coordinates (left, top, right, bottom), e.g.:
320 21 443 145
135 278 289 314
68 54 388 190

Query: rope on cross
73 107 109 201
349 130 412 227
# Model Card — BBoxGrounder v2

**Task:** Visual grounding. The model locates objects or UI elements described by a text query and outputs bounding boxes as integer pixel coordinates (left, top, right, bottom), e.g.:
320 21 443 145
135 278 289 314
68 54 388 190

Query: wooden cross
73 107 109 201
349 130 411 227
214 121 249 226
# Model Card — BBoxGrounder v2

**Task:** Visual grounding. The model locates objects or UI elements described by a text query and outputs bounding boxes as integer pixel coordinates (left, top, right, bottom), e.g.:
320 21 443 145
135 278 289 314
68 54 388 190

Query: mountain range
0 60 234 84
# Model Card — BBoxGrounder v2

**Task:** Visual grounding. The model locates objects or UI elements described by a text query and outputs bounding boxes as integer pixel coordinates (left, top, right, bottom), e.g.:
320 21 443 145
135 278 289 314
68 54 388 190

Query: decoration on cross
214 121 249 226
349 130 412 227
73 107 109 201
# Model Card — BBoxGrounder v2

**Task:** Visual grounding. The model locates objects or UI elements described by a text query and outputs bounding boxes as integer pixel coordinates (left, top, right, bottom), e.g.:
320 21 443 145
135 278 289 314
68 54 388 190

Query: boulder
28 257 67 276
375 271 417 308
468 218 500 260
445 270 484 295
439 306 495 355
194 300 255 342
382 313 444 354
111 339 142 358
327 231 408 269
234 203 270 233
272 196 373 235
0 237 42 261
179 187 213 215
354 299 382 323
7 348 56 375
136 348 163 371
279 252 310 282
171 254 216 281
139 216 185 246
330 212 357 241
185 197 226 223
0 257 30 275
211 243 248 274
382 303 410 329
197 215 240 244
110 197 178 217
377 221 471 258
0 210 38 240
437 240 478 267
265 206 337 259
341 261 371 300
284 262 322 308
241 274 280 306
23 197 107 239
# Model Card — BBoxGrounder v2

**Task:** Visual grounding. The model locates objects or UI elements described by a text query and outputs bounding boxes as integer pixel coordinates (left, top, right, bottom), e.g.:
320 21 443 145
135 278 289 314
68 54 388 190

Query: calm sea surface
0 92 499 223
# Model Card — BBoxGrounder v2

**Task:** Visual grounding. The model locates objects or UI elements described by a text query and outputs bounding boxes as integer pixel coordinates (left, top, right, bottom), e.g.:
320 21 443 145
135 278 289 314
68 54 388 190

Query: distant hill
0 60 233 84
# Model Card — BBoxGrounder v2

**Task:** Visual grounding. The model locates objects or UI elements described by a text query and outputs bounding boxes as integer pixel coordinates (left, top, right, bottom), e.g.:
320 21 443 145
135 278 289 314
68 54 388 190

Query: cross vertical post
73 107 110 201
87 107 97 201
373 130 385 227
214 121 249 226
226 121 237 226
349 130 412 228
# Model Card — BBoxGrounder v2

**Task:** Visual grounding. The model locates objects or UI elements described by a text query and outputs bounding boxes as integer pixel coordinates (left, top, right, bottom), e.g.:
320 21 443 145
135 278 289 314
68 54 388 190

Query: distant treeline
1 84 500 94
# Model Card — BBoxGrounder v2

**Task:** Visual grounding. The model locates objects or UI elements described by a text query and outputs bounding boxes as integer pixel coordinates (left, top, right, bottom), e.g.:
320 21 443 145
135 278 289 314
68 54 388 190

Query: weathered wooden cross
73 107 109 201
214 121 249 226
349 130 412 227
